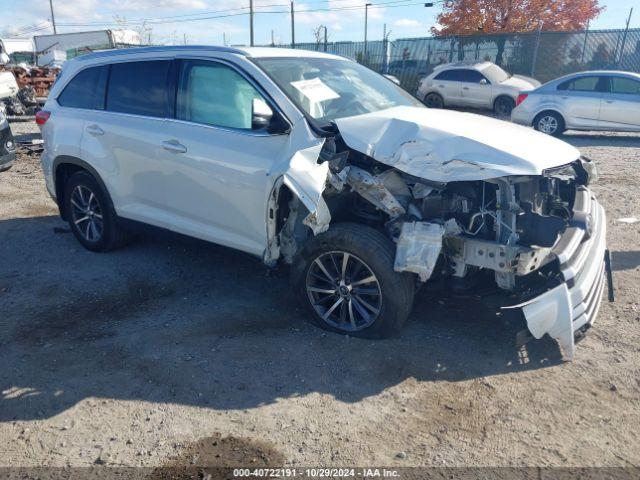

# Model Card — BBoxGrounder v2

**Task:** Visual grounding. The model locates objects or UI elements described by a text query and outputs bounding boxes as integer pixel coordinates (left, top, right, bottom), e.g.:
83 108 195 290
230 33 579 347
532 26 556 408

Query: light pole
49 0 57 34
290 1 295 47
249 0 254 47
364 3 372 62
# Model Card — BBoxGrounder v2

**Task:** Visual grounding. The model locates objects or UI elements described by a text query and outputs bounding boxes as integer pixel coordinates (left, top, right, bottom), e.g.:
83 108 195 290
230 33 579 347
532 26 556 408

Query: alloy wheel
538 115 558 134
70 185 104 242
306 251 382 332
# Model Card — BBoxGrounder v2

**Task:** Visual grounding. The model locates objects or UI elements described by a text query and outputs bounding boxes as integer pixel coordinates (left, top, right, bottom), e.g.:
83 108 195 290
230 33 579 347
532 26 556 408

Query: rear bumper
515 188 607 360
510 107 532 126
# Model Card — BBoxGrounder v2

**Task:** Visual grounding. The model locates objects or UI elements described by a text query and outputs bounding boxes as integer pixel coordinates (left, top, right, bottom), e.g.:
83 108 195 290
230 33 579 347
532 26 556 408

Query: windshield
253 57 424 124
483 64 510 83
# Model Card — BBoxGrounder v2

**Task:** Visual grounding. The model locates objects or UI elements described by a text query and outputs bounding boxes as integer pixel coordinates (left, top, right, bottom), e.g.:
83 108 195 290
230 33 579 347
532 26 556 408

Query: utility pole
290 1 295 47
250 0 254 47
49 0 57 34
364 3 372 62
618 7 634 68
271 29 275 47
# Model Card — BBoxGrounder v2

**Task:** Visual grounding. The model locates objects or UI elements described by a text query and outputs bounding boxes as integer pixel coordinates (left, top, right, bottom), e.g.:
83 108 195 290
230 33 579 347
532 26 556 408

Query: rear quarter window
57 66 108 109
106 60 171 117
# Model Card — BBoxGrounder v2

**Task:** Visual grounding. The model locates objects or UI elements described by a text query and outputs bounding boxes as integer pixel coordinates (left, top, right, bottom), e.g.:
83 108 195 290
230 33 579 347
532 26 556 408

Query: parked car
0 107 16 171
0 70 19 100
38 47 608 359
416 61 540 116
512 70 640 136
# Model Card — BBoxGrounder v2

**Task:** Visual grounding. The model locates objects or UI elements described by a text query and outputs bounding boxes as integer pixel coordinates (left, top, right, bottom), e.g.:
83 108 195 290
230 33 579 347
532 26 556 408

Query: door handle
162 140 187 154
85 124 104 136
560 96 569 100
438 84 445 88
606 100 615 104
463 87 470 90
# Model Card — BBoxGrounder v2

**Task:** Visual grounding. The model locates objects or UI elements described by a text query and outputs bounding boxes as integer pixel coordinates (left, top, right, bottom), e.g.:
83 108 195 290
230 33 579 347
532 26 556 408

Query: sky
0 0 638 46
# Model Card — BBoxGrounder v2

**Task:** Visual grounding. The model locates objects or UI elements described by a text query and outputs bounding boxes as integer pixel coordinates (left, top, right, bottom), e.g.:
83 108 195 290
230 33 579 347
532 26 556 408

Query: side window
176 60 273 130
458 69 488 83
106 60 170 117
434 70 460 81
57 66 108 109
610 77 640 95
557 76 600 92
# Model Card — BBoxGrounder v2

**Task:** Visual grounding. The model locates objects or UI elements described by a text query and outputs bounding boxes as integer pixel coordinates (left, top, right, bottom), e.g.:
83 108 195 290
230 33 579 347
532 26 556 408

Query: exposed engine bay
289 136 597 298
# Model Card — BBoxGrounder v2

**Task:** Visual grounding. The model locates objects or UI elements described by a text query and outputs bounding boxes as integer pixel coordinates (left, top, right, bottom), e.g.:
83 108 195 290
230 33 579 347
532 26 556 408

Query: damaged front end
267 107 608 359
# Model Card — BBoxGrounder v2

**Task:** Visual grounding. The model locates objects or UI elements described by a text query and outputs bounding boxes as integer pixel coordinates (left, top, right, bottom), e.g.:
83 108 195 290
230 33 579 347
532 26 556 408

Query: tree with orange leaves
433 0 603 35
432 0 604 65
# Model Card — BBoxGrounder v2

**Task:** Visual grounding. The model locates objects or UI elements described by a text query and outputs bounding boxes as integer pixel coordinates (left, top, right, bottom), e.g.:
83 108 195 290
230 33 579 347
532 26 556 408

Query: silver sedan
511 71 640 136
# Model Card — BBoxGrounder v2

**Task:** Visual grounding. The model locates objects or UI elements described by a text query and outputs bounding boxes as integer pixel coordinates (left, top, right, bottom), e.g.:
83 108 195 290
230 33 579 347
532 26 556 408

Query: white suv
417 61 540 116
38 46 609 358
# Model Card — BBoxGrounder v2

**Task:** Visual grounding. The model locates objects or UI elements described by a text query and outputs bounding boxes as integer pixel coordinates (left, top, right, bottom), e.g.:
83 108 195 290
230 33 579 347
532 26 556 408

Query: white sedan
512 70 640 136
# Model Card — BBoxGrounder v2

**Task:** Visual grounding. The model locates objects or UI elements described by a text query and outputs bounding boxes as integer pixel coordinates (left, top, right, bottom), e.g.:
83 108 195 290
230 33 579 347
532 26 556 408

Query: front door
458 69 493 108
598 75 640 131
161 58 290 256
555 76 604 129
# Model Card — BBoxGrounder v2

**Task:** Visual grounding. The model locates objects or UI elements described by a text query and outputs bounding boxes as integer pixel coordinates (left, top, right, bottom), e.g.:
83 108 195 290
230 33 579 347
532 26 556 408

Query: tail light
516 94 528 107
35 110 51 126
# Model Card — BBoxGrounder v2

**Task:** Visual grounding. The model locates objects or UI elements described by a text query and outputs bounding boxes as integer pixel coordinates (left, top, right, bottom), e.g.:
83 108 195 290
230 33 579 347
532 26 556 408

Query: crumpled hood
335 106 580 183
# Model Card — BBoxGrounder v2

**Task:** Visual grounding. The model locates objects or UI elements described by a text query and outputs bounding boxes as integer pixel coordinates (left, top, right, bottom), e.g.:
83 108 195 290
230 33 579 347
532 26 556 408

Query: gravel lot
1 120 639 469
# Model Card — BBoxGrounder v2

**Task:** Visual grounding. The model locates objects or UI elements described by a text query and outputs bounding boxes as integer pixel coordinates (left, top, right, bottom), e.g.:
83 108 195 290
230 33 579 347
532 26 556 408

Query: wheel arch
52 156 112 221
532 109 566 128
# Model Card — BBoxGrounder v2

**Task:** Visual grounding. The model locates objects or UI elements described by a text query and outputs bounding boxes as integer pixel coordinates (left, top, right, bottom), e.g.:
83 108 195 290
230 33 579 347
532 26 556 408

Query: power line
56 0 435 28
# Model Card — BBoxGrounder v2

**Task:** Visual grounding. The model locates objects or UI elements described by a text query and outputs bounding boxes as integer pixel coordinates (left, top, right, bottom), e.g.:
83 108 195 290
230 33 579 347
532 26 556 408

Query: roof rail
434 60 488 70
75 45 247 61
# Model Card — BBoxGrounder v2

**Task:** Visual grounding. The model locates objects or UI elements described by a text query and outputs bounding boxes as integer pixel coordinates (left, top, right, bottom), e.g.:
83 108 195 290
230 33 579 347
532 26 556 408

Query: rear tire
424 92 444 109
291 223 415 339
534 111 565 137
64 171 124 252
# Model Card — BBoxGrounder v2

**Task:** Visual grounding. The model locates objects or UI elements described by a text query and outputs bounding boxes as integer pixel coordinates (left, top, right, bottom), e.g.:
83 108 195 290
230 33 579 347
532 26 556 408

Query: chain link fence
268 28 640 93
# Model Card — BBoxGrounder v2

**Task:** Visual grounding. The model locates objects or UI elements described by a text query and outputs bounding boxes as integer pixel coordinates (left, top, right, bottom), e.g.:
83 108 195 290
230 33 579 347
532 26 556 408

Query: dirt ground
1 120 639 469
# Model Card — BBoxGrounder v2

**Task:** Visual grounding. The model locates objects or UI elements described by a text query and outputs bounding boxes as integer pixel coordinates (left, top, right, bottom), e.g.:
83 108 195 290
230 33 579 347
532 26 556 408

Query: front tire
64 171 123 252
534 111 565 137
494 96 515 117
291 223 415 338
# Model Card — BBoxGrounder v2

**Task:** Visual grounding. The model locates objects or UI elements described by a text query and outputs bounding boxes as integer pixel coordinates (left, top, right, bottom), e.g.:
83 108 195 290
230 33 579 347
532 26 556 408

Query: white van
37 46 610 359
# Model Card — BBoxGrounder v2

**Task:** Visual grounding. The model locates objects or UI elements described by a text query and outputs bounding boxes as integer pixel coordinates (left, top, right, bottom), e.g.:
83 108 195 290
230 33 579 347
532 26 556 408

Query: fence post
531 24 543 77
580 20 590 67
618 8 634 68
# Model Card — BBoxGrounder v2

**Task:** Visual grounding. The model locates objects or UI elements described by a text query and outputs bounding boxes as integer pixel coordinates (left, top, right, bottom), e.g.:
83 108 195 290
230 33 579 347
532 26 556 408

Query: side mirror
252 98 290 134
479 78 489 85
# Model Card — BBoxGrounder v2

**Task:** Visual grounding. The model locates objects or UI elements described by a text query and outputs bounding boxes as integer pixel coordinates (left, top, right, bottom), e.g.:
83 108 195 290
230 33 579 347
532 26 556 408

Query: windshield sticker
291 78 340 103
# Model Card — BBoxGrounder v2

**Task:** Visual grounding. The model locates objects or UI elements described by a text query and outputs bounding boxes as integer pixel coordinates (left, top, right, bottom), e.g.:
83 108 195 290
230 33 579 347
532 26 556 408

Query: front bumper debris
512 187 608 360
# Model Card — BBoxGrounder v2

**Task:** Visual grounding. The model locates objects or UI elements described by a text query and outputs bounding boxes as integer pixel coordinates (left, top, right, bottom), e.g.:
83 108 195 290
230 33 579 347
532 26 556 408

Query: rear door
598 75 640 131
555 76 604 129
432 69 463 105
79 59 173 226
458 69 493 108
